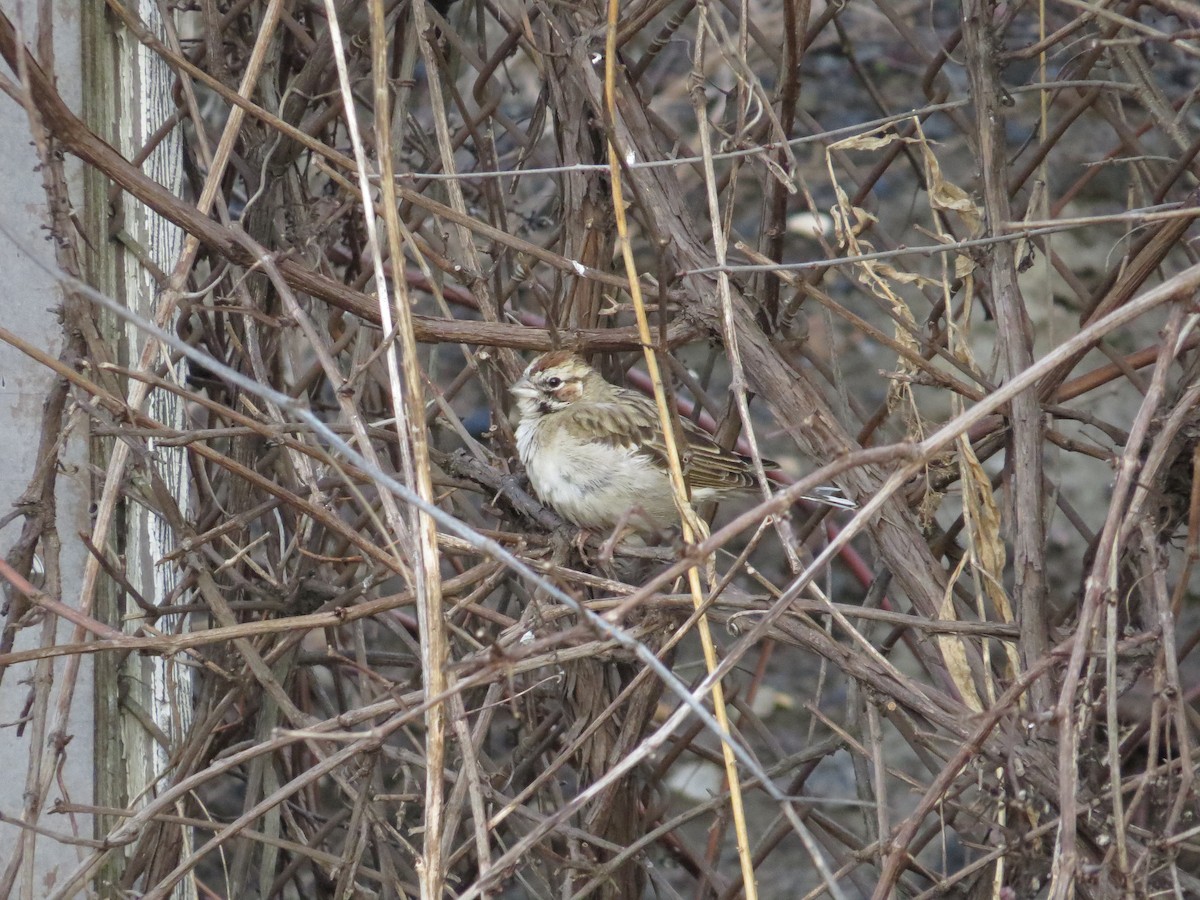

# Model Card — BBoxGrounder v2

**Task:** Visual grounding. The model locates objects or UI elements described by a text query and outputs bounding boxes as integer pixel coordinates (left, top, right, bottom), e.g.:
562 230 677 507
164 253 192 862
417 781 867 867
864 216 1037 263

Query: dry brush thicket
2 0 1200 897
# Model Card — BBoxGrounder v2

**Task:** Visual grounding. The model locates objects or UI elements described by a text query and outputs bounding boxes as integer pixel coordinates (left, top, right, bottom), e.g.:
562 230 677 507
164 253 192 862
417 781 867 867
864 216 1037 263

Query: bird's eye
545 376 562 388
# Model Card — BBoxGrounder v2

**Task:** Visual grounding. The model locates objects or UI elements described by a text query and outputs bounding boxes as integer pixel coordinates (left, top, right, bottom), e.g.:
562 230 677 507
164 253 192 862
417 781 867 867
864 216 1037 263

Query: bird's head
510 351 607 416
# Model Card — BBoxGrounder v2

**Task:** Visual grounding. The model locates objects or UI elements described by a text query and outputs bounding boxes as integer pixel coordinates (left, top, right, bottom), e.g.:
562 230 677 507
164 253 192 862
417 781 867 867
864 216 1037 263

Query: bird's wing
675 411 776 492
565 394 661 460
572 391 773 493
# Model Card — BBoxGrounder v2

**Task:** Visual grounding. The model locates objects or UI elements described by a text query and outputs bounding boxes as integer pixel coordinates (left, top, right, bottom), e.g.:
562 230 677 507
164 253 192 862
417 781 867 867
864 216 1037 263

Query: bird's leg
546 521 597 568
574 527 596 567
598 506 662 562
598 519 636 563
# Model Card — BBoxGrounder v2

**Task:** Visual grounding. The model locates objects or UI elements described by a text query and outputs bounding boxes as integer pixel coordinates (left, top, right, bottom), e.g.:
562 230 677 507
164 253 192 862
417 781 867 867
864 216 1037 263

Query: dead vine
2 0 1200 897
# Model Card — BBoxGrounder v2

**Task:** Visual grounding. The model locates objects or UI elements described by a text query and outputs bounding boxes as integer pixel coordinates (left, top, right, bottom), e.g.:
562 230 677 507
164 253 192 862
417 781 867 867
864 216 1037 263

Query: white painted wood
105 4 196 898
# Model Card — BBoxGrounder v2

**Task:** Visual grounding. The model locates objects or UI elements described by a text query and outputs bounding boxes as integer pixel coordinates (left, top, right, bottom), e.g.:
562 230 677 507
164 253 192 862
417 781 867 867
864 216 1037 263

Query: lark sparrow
510 351 851 534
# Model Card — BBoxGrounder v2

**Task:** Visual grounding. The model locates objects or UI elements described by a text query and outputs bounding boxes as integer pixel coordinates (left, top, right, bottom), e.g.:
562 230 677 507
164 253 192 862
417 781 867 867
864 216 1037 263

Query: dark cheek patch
554 381 582 403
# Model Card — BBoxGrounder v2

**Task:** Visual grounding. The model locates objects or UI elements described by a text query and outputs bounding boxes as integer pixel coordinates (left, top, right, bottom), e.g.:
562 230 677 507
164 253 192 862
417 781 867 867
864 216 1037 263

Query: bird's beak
510 376 537 399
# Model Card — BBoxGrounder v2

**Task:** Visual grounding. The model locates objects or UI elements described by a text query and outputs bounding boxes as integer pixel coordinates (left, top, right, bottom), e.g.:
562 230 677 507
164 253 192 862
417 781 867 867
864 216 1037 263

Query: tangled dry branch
2 0 1200 897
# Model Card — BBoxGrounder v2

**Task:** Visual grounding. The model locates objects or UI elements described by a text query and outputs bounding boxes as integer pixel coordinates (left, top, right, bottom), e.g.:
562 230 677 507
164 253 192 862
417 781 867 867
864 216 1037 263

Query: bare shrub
2 0 1200 897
